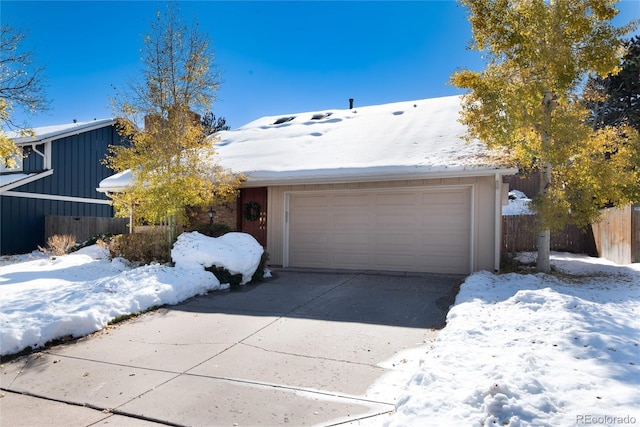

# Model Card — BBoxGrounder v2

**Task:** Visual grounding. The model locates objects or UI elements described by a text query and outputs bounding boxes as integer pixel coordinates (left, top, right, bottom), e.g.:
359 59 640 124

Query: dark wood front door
238 187 268 247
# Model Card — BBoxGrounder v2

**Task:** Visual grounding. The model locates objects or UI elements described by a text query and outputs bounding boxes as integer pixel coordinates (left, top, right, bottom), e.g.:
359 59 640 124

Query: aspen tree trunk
537 161 552 273
537 91 554 274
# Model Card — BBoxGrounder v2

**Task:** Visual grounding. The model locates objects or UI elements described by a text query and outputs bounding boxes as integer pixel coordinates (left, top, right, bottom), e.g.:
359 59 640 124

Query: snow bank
0 232 263 356
387 258 640 427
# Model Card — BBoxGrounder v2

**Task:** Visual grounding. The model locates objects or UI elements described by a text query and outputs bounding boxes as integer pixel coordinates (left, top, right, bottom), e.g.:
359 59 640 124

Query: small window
273 116 295 125
311 112 333 120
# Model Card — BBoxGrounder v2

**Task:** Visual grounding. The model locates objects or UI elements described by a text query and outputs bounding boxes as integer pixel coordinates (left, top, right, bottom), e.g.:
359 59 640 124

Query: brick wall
187 202 238 230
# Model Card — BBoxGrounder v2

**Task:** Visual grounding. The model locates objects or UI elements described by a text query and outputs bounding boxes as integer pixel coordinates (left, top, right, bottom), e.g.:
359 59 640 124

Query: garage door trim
282 184 475 273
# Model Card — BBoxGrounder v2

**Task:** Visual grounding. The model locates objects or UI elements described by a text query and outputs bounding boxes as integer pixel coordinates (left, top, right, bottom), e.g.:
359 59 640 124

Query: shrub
205 249 270 288
251 250 270 282
205 265 244 288
108 229 172 265
39 234 76 256
187 222 234 237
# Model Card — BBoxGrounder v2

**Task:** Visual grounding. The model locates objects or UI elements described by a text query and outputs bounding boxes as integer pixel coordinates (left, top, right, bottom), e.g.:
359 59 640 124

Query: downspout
30 143 46 167
494 173 502 272
27 140 52 169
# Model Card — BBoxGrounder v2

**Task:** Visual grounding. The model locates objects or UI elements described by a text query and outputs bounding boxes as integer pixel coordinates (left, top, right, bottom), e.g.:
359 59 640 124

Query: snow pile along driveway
387 254 640 427
0 232 263 357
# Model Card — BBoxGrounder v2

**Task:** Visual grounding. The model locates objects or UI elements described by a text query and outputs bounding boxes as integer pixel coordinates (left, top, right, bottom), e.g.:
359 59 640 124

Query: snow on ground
386 253 639 427
503 189 533 216
0 232 263 356
1 234 638 426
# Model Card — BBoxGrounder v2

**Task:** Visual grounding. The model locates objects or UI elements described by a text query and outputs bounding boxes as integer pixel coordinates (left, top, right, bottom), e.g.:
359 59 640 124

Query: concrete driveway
0 269 463 426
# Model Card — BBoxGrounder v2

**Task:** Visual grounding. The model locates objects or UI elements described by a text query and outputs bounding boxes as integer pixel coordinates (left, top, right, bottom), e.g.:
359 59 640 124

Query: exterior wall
265 175 500 273
187 203 238 230
0 125 124 254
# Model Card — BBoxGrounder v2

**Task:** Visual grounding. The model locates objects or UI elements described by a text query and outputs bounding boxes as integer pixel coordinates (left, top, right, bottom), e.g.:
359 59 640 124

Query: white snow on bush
171 231 264 285
386 254 640 427
0 232 262 356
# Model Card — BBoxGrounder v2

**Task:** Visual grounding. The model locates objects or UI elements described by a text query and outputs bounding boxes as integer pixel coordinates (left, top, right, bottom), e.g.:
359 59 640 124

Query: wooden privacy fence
591 204 640 264
45 215 129 243
502 215 598 256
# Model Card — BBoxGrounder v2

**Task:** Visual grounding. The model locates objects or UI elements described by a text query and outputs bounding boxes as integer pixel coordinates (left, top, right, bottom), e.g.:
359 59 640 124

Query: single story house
1 119 125 254
100 95 517 274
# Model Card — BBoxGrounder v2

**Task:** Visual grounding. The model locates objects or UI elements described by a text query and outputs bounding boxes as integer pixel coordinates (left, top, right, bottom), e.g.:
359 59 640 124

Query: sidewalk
0 270 461 426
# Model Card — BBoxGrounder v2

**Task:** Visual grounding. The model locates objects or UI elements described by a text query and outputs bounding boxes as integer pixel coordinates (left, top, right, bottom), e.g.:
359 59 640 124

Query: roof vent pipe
349 98 354 109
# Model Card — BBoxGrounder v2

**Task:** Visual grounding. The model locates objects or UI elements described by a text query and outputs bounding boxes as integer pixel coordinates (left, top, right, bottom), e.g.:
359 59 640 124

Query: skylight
311 112 333 120
273 116 295 125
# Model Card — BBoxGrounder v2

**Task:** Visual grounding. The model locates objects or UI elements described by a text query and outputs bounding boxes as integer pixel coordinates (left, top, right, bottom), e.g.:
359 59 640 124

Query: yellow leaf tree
0 25 48 167
451 0 640 272
105 4 242 241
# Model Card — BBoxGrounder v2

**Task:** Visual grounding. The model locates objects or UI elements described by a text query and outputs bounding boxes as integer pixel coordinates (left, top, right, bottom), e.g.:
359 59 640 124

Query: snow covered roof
9 118 116 144
98 96 517 192
212 95 515 185
0 173 36 187
0 170 54 194
96 169 132 193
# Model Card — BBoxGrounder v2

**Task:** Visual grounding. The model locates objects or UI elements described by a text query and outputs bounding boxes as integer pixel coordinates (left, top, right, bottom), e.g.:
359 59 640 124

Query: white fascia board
0 169 54 194
239 167 519 187
2 190 112 205
13 119 117 145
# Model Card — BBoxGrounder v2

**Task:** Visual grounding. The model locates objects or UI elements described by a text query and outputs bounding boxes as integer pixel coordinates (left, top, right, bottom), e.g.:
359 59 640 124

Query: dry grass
39 234 76 256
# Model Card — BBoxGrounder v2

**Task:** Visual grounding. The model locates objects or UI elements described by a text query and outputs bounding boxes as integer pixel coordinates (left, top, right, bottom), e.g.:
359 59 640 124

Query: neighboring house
100 96 517 274
1 119 124 254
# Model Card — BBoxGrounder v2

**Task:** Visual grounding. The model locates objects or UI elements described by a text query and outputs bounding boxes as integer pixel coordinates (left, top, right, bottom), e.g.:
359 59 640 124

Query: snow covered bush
205 250 270 287
187 222 234 238
171 232 264 285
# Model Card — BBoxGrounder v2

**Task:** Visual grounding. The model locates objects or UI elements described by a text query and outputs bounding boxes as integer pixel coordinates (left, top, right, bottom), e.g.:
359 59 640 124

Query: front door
238 187 268 247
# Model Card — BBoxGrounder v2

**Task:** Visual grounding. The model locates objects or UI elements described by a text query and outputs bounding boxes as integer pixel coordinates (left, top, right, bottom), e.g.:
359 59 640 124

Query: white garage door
287 187 472 274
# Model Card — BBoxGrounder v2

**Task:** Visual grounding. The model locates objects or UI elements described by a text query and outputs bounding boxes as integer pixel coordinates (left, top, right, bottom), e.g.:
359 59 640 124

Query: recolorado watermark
576 414 637 425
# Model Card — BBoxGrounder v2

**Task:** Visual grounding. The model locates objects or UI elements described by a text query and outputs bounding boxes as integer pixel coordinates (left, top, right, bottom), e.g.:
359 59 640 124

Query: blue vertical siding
0 123 124 254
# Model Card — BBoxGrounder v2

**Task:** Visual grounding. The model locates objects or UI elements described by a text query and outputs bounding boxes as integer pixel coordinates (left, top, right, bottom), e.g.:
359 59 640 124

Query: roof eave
0 169 54 194
239 167 519 187
13 119 117 145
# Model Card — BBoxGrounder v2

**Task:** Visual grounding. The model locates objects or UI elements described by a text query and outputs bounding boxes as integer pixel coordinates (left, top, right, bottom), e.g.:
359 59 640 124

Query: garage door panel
289 187 472 274
375 254 418 268
421 244 467 258
290 253 329 266
333 233 370 245
292 214 329 228
426 203 469 214
375 192 416 206
375 233 416 246
420 213 469 228
294 195 330 207
421 190 467 204
421 232 468 249
334 194 370 207
420 252 469 265
376 213 415 226
331 252 371 267
334 214 368 226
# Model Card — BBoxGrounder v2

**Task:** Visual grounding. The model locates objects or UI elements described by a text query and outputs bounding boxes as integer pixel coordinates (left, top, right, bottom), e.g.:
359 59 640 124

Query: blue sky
2 1 639 130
